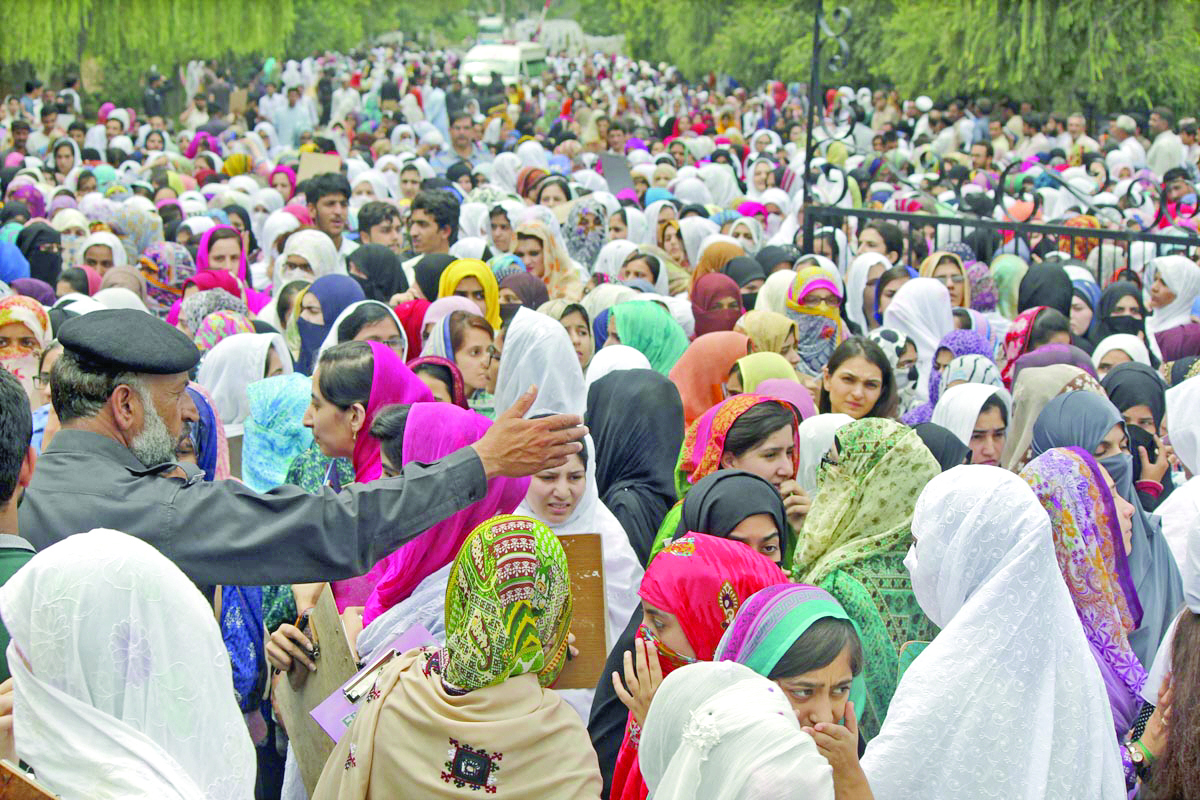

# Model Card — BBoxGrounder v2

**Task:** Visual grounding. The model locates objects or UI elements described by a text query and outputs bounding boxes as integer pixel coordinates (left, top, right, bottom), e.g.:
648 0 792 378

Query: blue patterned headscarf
241 372 315 493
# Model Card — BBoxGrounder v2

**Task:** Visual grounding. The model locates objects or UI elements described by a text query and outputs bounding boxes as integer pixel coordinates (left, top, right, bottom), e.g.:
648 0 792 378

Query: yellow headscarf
734 310 798 355
222 153 252 177
438 258 501 328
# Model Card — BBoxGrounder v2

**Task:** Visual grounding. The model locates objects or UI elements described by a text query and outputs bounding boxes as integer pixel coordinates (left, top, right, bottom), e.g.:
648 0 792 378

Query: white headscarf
1144 255 1200 335
728 217 764 255
584 344 652 389
494 306 585 416
621 206 648 244
317 300 408 363
754 269 796 315
1090 333 1151 374
678 216 719 266
197 332 293 436
931 383 1011 451
93 287 150 313
640 661 834 800
490 152 521 194
861 467 1125 799
1156 375 1200 569
458 202 490 240
77 231 128 269
882 277 954 402
0 529 256 799
249 188 285 247
642 200 676 246
842 252 889 333
698 162 739 208
796 413 854 495
279 229 342 282
593 240 639 280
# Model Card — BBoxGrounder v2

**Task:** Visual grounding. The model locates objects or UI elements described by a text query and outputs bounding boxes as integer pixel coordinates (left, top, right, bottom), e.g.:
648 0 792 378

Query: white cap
916 96 933 113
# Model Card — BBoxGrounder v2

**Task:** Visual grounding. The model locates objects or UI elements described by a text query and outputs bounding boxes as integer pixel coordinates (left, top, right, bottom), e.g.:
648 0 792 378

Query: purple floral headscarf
928 329 994 405
1019 446 1146 735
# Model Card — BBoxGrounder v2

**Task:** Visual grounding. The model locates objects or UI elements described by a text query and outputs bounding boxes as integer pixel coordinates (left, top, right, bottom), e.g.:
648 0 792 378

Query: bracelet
1135 739 1158 768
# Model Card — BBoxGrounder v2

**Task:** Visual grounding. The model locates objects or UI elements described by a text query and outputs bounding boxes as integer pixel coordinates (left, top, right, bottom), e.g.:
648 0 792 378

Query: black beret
58 309 200 374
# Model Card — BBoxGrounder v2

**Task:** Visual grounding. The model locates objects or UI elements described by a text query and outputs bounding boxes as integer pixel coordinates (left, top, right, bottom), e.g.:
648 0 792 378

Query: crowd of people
0 40 1199 800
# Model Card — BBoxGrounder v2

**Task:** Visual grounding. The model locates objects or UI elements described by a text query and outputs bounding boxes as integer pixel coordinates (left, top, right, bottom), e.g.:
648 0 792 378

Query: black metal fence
803 205 1200 286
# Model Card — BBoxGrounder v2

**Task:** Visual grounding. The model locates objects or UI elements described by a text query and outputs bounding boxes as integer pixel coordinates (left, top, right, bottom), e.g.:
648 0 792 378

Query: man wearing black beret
19 310 584 594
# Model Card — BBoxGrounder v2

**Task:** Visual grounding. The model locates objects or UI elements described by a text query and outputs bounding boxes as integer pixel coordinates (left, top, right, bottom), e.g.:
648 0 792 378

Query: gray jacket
20 429 487 586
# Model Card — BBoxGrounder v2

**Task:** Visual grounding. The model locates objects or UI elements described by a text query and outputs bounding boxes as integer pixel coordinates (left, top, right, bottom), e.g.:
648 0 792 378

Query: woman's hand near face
779 479 810 530
611 636 664 728
803 701 873 800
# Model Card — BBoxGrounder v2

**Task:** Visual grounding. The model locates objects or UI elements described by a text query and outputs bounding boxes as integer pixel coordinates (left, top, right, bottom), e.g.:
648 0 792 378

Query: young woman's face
77 176 97 194
1149 277 1176 310
526 453 586 525
83 244 114 274
271 173 292 197
608 214 628 240
1098 463 1135 556
560 310 594 370
641 601 694 658
299 292 324 325
454 325 493 394
876 276 909 316
932 259 965 307
822 355 884 419
619 257 655 285
1096 348 1132 377
1121 403 1157 436
54 144 74 175
726 513 782 564
264 347 285 378
730 223 756 251
969 405 1007 466
604 314 621 348
302 369 362 459
353 317 404 356
1092 422 1129 461
752 161 771 192
719 424 796 490
1111 293 1142 319
513 237 544 277
417 370 453 403
207 236 241 274
454 275 488 318
662 226 685 265
774 643 856 726
1069 295 1094 336
538 182 568 207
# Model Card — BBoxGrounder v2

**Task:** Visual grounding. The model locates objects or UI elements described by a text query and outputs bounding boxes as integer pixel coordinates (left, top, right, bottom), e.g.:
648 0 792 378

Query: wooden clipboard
554 533 607 690
271 586 359 796
0 761 55 799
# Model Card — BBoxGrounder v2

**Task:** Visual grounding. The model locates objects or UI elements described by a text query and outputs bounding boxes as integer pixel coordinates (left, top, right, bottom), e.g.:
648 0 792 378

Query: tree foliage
598 0 1200 111
877 0 1200 110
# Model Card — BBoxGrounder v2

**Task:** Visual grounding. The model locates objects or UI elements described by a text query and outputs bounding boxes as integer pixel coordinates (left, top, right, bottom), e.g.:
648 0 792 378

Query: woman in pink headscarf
195 224 271 312
361 402 530 625
300 339 435 611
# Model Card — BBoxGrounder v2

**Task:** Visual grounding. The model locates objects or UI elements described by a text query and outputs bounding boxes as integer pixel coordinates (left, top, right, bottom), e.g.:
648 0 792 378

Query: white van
459 43 547 87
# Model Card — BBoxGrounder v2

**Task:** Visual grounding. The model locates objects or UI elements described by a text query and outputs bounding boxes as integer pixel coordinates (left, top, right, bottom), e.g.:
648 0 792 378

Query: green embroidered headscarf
794 418 940 586
442 515 572 691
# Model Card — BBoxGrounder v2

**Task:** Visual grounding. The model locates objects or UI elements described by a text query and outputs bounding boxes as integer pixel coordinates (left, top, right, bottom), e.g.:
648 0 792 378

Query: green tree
876 0 1200 111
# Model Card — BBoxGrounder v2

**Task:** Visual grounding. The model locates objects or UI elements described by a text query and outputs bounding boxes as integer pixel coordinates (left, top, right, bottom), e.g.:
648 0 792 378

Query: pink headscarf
331 340 435 612
361 403 530 625
350 340 434 483
754 378 816 420
272 165 298 200
194 224 271 313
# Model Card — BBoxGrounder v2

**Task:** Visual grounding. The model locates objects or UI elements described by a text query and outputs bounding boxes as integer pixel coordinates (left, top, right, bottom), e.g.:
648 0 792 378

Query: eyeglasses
939 274 965 285
379 336 406 350
32 372 51 388
820 452 840 470
486 344 501 364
